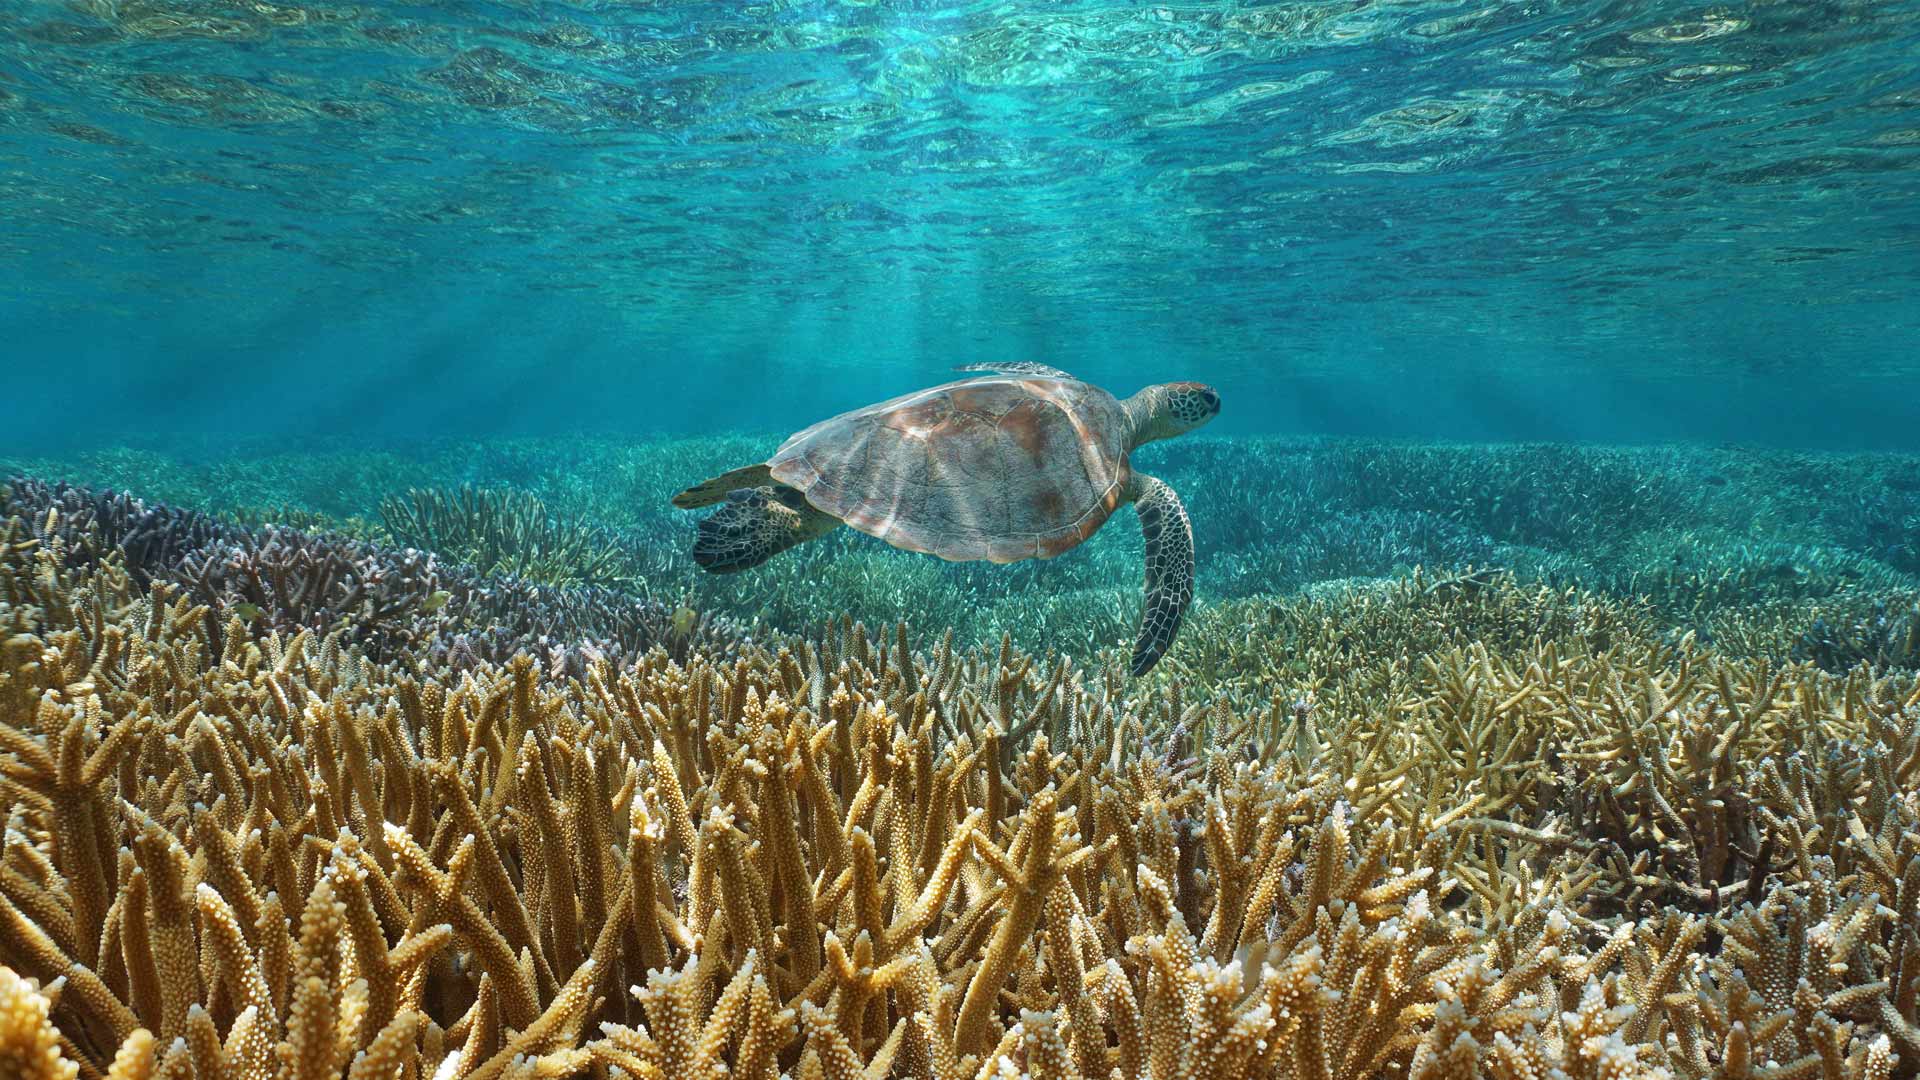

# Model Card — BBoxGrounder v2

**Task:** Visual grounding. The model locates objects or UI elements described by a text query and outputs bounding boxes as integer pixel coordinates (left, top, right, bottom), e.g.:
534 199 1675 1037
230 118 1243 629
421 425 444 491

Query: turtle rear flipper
693 487 839 573
1128 474 1193 677
673 464 774 509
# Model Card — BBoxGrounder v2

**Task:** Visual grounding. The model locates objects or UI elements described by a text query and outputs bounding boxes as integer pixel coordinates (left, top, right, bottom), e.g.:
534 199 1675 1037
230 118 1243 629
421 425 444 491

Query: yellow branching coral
1 965 82 1080
1 505 1918 1080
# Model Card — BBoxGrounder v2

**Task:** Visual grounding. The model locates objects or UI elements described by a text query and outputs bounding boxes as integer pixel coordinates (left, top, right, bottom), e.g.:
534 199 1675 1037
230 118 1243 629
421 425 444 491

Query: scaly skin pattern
1127 473 1194 677
1122 381 1220 447
671 464 773 509
691 487 838 573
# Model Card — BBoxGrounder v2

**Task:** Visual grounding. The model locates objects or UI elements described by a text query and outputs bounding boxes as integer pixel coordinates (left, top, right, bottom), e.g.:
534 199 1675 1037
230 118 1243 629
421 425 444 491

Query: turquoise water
10 9 1920 1062
3 0 1918 449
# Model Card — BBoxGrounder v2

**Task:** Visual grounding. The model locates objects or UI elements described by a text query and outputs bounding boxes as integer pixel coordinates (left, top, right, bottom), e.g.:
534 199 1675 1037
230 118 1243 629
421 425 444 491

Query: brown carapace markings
768 376 1129 564
998 400 1054 462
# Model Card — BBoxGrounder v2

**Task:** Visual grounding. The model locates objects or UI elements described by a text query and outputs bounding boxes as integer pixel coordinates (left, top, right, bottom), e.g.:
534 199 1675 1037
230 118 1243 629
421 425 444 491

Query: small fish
231 602 264 623
421 590 453 612
670 606 699 636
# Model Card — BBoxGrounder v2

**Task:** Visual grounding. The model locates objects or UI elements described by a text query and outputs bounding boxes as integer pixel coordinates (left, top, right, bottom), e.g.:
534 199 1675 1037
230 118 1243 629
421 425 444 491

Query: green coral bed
7 434 1917 678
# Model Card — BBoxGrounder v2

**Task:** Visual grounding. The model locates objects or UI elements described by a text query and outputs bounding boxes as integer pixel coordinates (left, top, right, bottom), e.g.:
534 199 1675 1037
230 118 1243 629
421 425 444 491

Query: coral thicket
0 462 1916 1080
380 486 634 589
6 436 1916 672
3 479 738 675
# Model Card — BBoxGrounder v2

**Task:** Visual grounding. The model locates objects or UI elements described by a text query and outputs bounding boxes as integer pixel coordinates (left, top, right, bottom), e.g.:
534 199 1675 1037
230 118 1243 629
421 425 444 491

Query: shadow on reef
0 464 1918 1080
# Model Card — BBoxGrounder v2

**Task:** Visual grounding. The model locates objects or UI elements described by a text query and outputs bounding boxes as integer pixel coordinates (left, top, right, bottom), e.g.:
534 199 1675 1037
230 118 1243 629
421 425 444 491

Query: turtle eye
1200 389 1219 411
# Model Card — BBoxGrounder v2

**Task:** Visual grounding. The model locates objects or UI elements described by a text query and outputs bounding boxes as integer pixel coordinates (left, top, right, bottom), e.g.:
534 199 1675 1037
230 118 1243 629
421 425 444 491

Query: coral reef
380 486 634 589
1155 567 1659 704
1 472 1917 1080
1788 595 1920 672
7 435 1916 669
0 480 739 675
218 503 383 543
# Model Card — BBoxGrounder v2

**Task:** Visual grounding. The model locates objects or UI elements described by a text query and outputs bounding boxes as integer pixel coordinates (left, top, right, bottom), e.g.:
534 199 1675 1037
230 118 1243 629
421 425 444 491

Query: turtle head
1161 382 1222 430
1126 381 1221 448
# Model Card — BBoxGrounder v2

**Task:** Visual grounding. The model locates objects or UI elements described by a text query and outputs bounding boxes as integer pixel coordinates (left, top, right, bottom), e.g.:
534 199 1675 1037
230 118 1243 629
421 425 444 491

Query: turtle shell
767 375 1131 563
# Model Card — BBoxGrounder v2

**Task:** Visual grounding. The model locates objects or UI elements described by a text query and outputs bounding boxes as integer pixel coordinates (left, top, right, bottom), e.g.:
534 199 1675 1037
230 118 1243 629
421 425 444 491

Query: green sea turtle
672 362 1220 675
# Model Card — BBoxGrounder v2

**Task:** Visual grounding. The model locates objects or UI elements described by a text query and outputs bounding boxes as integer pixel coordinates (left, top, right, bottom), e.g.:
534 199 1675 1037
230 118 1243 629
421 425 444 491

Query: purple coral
3 477 743 673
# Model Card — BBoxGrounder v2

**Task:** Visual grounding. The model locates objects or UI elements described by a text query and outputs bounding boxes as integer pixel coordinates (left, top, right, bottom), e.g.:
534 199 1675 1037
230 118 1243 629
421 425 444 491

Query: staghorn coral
217 504 383 543
2 474 1919 1080
1155 567 1660 711
1789 596 1920 672
0 965 79 1080
11 434 1920 669
380 486 635 589
1 478 742 674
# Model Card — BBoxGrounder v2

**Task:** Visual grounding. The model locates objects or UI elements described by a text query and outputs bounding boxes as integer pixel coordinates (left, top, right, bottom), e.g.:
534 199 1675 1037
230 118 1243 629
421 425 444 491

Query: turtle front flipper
954 362 1076 380
673 464 775 509
693 486 840 573
1127 473 1194 676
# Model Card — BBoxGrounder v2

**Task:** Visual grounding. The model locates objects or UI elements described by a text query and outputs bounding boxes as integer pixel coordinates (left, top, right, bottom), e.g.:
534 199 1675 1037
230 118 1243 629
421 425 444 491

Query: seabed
1 434 1916 1080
